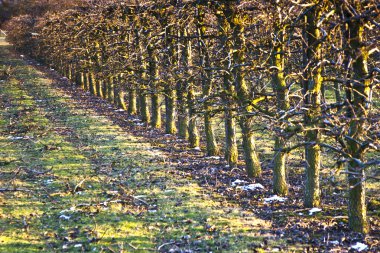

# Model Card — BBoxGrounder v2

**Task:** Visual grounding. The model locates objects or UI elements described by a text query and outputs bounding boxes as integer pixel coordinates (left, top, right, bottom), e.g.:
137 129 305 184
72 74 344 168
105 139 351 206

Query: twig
0 188 32 192
128 243 138 250
331 216 348 219
23 167 53 175
127 242 156 251
22 216 29 232
5 167 23 183
73 178 86 193
132 195 150 206
157 242 175 251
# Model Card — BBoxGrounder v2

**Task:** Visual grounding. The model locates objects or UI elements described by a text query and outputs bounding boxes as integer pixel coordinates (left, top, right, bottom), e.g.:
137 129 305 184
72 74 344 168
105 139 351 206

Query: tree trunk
128 87 138 115
188 87 200 148
183 29 199 148
78 72 85 90
148 44 161 128
334 82 342 104
140 91 150 124
101 78 107 99
96 78 104 98
67 64 72 81
177 82 189 139
273 137 288 194
229 5 262 177
345 3 370 233
107 76 114 103
135 28 150 124
303 5 322 207
89 72 97 96
204 110 219 156
165 88 176 134
151 92 161 128
164 26 177 135
197 5 219 156
217 8 238 167
271 7 290 195
114 75 127 110
224 108 238 168
239 118 262 177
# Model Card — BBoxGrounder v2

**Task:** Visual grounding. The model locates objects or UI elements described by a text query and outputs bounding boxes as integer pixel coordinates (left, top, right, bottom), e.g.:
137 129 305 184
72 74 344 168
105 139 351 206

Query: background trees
2 0 379 234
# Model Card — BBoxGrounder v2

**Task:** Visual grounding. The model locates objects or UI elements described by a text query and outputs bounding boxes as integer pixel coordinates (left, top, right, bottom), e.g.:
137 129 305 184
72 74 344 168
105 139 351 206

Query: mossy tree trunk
303 4 322 207
135 28 151 124
126 30 137 116
89 72 97 96
101 78 107 100
165 88 177 134
94 41 104 98
77 72 85 90
228 4 262 177
128 86 138 115
84 72 89 91
107 76 114 103
197 5 219 156
164 26 177 134
114 74 127 110
177 29 189 140
271 5 290 195
344 1 370 233
67 64 72 81
224 108 238 168
183 29 200 148
188 87 200 148
147 44 161 129
216 9 238 168
96 79 104 98
177 81 189 139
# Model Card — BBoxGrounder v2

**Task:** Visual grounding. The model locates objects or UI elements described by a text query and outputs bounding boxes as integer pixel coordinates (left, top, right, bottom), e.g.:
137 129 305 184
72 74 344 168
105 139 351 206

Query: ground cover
0 37 378 252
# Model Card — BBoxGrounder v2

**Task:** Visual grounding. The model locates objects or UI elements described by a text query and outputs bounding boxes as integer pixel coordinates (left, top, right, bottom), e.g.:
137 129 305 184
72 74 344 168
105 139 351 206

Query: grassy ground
1 36 378 253
0 38 280 252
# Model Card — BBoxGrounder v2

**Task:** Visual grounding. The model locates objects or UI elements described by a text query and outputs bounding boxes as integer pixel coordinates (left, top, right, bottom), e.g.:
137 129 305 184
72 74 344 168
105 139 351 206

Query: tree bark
83 72 89 91
148 43 161 128
128 87 138 115
197 5 219 156
345 2 370 233
77 72 85 90
177 29 189 140
135 28 150 124
224 107 238 168
165 88 176 134
271 6 290 195
183 29 200 148
217 7 238 168
177 81 189 139
89 72 97 96
96 78 104 98
165 26 177 134
114 75 127 110
107 76 114 103
229 4 262 177
188 87 200 148
303 4 322 207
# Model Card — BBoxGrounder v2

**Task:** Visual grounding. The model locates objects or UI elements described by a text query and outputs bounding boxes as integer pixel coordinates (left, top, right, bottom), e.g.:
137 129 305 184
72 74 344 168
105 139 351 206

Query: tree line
3 0 379 234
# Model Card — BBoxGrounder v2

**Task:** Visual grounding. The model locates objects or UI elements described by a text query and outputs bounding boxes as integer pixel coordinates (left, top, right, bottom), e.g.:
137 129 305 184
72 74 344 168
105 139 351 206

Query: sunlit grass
0 38 274 253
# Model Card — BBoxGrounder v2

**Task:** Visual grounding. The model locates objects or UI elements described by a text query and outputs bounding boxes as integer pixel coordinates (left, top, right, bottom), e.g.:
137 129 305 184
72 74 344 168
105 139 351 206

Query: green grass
1 36 377 252
0 38 276 252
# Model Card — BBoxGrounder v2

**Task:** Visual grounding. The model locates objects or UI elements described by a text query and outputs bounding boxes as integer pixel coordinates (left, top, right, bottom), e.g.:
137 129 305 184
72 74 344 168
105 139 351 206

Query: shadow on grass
0 38 275 253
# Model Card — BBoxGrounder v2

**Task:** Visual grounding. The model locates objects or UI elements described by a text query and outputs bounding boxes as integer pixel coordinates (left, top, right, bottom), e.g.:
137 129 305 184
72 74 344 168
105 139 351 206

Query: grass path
0 39 275 252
